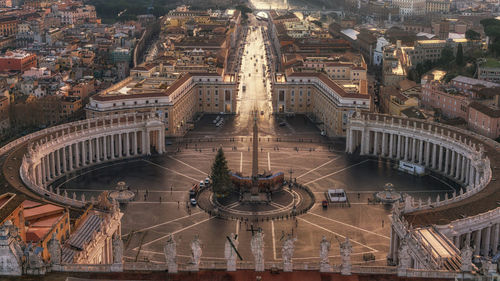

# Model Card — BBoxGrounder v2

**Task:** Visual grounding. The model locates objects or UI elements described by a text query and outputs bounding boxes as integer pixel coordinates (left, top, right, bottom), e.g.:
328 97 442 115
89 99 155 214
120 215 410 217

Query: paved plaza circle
196 183 315 220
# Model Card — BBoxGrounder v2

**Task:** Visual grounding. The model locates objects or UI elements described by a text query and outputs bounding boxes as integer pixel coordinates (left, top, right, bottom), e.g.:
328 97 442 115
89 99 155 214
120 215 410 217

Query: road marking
306 212 390 240
54 159 143 189
271 220 277 260
168 156 208 175
138 217 214 249
123 211 203 237
267 152 271 171
429 175 455 192
240 152 243 173
142 159 199 182
303 160 369 186
296 156 340 179
298 217 378 252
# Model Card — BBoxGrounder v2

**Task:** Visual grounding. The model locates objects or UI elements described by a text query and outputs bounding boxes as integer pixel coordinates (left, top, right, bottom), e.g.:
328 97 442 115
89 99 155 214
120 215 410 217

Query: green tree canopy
465 29 481 41
210 148 233 198
456 43 464 66
439 46 455 66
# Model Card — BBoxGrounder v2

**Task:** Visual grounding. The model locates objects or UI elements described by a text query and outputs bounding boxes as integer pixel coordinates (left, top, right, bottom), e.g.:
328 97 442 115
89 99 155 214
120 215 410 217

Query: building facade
86 72 237 136
272 72 371 136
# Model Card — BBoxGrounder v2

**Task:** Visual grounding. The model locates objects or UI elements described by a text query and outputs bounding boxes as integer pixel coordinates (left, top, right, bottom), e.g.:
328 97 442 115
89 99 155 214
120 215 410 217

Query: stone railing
347 112 492 214
17 113 165 208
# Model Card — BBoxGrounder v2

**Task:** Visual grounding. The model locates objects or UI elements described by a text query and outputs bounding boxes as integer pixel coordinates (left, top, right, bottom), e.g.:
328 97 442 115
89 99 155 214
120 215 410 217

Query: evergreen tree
210 148 233 198
456 43 464 66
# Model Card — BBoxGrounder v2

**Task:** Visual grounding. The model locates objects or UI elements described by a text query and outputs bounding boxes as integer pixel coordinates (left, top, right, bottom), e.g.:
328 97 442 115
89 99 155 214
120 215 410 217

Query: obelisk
251 115 259 196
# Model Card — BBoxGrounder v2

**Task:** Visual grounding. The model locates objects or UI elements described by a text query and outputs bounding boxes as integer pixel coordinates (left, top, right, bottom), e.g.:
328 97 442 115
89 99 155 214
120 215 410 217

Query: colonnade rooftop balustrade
0 113 165 209
347 112 500 228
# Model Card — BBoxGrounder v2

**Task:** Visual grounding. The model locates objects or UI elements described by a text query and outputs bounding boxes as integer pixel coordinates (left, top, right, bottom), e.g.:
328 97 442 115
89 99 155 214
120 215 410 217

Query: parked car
204 178 210 185
190 198 197 206
279 122 286 127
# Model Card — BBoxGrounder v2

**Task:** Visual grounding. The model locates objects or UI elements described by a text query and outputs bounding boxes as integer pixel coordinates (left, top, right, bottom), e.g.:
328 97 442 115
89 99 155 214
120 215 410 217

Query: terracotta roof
288 72 369 99
24 204 64 221
469 102 500 118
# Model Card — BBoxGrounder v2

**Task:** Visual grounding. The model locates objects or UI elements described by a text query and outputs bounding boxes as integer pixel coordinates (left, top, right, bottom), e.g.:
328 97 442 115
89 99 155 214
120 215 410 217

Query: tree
456 43 464 66
465 29 481 41
210 148 233 198
439 46 455 67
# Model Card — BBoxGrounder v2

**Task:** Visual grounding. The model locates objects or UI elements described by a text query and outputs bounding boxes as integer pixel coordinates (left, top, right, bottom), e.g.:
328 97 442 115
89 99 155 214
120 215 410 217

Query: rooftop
481 58 500 68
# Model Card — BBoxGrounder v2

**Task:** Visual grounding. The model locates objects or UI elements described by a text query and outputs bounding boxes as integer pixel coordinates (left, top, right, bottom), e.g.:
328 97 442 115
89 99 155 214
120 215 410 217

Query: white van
327 189 347 203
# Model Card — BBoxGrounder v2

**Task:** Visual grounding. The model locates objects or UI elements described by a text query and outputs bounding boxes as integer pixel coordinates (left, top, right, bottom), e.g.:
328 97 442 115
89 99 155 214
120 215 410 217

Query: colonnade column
454 153 461 180
103 136 107 160
461 156 467 182
111 134 115 160
404 136 409 161
55 149 61 175
118 133 122 158
412 138 417 162
469 166 475 188
493 224 500 255
389 133 394 158
96 137 101 162
418 140 424 164
381 132 387 157
68 143 73 171
62 146 67 173
126 132 130 157
75 142 80 168
45 156 50 181
450 151 456 177
397 134 402 159
373 131 379 156
133 132 138 155
89 138 94 163
475 229 482 255
82 140 87 165
484 226 491 256
445 148 450 174
40 158 46 185
438 145 444 171
425 141 431 166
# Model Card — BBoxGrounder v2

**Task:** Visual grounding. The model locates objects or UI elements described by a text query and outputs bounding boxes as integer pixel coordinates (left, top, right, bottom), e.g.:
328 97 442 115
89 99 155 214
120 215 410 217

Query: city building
468 101 500 139
86 72 238 136
478 58 500 83
272 72 371 136
0 50 36 72
402 38 475 66
392 0 426 16
421 79 469 119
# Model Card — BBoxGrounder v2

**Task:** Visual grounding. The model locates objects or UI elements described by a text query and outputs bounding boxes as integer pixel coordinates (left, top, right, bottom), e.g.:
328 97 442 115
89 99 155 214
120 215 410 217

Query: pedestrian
144 194 147 201
382 220 384 228
178 201 180 208
159 196 162 203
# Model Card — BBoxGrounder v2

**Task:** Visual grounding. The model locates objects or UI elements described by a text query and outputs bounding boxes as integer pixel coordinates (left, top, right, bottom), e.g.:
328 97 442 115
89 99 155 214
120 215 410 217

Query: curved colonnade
346 112 500 271
16 114 165 208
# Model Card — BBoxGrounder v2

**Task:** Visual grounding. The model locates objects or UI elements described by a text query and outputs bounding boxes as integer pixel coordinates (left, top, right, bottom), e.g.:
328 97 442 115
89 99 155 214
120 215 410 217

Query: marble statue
112 233 124 265
190 235 202 271
47 233 61 265
224 233 238 271
398 239 411 275
282 235 296 272
164 235 177 273
25 243 46 275
251 229 265 272
0 222 22 276
340 237 352 275
461 245 473 272
319 236 331 272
